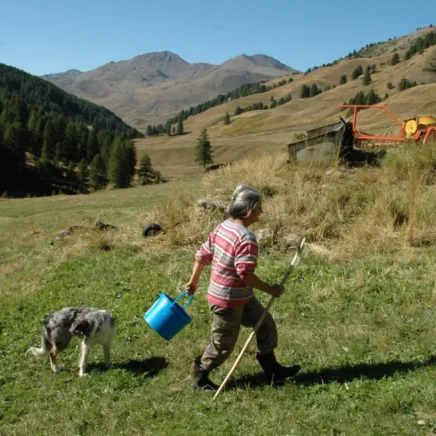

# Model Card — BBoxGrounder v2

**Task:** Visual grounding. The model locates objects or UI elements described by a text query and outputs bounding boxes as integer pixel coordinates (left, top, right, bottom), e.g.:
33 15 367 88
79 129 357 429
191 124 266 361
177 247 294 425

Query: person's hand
185 279 198 295
269 284 284 298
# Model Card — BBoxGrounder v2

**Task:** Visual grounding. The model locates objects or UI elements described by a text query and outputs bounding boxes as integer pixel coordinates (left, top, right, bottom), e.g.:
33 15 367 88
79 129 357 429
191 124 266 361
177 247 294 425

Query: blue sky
1 0 435 76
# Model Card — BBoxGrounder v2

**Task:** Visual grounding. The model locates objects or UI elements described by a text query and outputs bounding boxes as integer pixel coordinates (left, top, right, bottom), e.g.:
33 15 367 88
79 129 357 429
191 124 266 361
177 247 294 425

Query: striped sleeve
234 233 258 278
195 235 213 265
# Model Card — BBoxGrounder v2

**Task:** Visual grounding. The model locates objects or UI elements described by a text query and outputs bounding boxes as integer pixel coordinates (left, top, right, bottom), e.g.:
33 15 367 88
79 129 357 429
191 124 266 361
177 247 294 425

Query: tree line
404 31 436 60
0 63 143 197
0 64 142 138
145 77 294 136
304 27 435 75
300 84 322 98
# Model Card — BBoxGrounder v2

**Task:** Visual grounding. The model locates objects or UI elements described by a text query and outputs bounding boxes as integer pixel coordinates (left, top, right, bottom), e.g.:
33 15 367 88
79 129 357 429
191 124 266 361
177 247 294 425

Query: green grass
2 177 436 435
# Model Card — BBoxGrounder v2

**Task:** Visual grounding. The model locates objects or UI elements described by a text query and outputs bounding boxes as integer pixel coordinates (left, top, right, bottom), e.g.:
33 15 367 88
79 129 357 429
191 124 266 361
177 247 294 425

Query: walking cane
213 238 306 401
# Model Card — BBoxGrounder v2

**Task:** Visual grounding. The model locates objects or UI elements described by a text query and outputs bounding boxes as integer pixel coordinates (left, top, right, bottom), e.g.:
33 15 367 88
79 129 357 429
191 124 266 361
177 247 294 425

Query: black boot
256 351 300 385
191 357 219 391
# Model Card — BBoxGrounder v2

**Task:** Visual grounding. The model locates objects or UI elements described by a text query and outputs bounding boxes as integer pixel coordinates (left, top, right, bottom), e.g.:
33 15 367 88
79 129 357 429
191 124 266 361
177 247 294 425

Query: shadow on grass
228 356 436 390
86 357 168 377
344 149 386 167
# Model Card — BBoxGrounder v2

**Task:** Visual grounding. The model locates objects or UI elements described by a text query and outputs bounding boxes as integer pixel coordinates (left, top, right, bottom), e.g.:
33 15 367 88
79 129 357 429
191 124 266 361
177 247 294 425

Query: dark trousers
200 296 278 371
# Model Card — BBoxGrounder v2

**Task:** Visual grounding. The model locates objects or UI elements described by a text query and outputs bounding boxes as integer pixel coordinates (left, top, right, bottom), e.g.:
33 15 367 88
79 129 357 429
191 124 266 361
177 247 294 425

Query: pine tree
66 161 77 191
64 123 79 163
165 121 172 136
300 84 310 98
224 112 231 125
177 117 184 135
194 128 213 168
362 69 372 86
364 89 381 105
89 154 108 191
77 159 89 193
76 124 89 162
339 74 347 85
124 140 136 180
87 130 99 162
309 84 320 97
108 141 133 188
138 154 155 185
2 121 27 176
41 119 57 160
234 106 243 116
351 65 363 80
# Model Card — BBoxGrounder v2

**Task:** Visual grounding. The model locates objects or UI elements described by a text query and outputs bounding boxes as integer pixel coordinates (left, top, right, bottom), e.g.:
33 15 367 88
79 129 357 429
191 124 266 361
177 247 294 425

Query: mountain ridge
42 52 298 129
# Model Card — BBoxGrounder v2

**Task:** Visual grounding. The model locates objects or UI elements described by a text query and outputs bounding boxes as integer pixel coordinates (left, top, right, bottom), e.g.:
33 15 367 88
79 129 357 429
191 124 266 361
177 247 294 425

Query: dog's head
69 318 92 337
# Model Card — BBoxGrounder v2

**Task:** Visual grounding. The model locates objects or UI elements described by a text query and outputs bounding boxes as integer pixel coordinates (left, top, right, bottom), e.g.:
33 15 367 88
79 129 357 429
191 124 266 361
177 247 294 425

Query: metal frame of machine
339 104 436 146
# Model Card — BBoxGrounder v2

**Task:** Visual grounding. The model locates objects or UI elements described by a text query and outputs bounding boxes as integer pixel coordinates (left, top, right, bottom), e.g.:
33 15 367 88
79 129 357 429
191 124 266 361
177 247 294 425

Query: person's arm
185 235 213 294
185 261 206 295
235 233 283 298
241 273 284 298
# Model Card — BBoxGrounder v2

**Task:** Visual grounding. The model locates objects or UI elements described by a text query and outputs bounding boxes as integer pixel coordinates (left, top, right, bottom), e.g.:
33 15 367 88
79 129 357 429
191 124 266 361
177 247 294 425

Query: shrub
398 78 417 91
390 52 400 65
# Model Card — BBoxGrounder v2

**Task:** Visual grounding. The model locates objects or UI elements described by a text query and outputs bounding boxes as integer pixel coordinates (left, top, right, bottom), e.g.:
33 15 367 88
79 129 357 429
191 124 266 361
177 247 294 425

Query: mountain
131 27 436 178
43 52 298 129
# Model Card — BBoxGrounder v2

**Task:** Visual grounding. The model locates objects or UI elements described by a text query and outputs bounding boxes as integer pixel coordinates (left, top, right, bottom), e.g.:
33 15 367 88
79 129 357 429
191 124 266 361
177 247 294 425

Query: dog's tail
26 328 52 358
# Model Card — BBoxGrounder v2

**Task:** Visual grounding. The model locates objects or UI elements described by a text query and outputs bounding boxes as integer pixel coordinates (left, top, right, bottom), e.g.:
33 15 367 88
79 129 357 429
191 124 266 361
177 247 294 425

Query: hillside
0 64 141 138
134 27 436 178
0 64 141 197
43 52 298 128
3 139 436 434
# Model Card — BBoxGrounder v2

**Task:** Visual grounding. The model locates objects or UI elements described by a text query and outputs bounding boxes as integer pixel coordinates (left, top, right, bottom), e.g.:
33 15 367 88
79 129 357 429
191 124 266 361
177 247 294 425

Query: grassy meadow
3 144 436 435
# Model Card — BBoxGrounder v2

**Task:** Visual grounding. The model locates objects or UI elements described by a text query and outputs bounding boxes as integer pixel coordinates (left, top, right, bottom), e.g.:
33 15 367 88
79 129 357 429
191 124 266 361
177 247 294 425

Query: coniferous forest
0 64 143 197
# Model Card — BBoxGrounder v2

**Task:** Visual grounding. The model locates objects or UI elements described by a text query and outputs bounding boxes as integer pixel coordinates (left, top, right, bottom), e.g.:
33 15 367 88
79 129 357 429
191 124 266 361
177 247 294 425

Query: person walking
186 184 300 390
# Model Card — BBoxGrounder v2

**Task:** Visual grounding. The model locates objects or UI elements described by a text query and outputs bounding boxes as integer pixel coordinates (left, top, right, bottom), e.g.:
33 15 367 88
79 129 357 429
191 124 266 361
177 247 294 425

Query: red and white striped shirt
195 219 258 308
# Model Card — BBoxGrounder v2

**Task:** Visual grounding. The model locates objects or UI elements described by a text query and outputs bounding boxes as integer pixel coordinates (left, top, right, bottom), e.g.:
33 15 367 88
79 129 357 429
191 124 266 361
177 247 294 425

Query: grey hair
227 184 261 218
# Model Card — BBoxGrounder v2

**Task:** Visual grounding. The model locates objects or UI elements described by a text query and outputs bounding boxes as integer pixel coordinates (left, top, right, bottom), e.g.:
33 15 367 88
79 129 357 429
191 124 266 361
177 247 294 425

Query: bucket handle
173 291 194 309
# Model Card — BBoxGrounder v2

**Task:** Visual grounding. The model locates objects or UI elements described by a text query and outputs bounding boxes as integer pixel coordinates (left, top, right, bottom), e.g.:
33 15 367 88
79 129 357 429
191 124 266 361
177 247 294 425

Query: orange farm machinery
288 104 436 163
340 104 436 147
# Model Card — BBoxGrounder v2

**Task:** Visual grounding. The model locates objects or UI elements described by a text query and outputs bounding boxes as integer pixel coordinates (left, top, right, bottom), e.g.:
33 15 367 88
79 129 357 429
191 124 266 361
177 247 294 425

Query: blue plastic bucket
143 291 194 341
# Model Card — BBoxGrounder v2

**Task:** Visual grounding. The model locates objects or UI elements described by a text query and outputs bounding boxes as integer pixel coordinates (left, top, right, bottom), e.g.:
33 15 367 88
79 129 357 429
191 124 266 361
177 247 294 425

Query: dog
26 307 116 376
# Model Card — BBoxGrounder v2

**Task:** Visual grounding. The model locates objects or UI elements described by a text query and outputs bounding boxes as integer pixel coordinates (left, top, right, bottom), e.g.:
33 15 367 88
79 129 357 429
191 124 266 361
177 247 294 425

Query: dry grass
143 140 436 262
202 153 289 196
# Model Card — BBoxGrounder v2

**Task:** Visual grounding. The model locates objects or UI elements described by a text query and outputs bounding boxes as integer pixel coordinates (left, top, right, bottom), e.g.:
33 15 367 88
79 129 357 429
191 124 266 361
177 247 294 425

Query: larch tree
177 117 184 135
362 69 372 86
195 128 213 168
89 154 108 191
108 140 135 188
77 159 89 193
138 153 155 185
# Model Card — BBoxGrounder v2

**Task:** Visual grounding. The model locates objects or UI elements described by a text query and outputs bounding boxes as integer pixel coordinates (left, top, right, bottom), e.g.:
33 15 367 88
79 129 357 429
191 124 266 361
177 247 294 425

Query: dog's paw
51 366 61 373
26 347 38 357
79 372 89 377
104 363 112 369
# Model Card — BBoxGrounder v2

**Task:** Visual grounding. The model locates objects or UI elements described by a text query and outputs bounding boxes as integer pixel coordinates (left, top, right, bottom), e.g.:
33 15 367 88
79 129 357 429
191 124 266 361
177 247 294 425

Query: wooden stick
213 238 306 400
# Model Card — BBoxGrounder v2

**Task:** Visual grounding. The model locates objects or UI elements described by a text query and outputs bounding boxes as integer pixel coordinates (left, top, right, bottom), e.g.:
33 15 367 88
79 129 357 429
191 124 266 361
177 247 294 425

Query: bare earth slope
43 52 298 129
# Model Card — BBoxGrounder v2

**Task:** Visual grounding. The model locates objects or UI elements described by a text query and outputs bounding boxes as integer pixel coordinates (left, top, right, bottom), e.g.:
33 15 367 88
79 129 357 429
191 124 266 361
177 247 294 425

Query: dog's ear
71 320 92 337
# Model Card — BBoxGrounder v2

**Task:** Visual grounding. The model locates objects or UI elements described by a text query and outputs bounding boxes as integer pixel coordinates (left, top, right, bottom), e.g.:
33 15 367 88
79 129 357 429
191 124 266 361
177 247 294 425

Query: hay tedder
288 104 436 162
